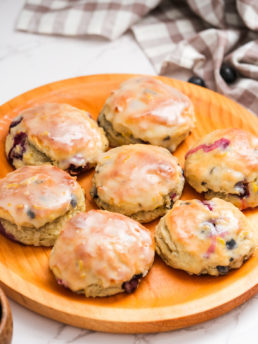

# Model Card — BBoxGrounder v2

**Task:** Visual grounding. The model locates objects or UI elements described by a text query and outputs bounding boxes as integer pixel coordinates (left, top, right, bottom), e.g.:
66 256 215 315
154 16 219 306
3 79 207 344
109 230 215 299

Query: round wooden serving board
0 74 257 333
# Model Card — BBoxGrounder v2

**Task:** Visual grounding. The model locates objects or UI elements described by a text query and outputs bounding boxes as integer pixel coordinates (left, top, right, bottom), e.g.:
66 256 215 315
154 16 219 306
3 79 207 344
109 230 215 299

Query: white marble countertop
0 1 257 343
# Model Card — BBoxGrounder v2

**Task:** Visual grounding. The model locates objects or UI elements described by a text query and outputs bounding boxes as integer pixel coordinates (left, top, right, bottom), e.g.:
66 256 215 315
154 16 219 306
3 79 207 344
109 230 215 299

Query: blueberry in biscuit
155 198 255 276
5 103 108 175
0 165 85 246
184 128 258 209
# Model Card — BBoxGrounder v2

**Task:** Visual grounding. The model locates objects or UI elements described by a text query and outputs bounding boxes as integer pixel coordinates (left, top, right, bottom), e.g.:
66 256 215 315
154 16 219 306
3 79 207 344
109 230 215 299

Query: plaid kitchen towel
16 0 258 115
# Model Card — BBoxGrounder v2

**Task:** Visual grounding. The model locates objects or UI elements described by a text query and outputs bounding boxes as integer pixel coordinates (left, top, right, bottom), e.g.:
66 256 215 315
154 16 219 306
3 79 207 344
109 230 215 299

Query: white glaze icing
166 198 253 261
184 129 258 209
95 144 183 211
0 165 82 228
19 103 108 168
49 210 154 291
103 76 195 148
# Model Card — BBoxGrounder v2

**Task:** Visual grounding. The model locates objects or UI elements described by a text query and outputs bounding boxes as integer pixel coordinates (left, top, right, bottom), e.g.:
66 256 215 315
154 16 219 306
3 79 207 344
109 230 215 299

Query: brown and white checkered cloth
16 0 258 115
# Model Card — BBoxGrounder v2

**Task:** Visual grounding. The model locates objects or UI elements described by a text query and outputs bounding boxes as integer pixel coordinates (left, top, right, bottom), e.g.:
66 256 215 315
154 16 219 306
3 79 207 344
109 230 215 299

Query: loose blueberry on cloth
16 0 258 115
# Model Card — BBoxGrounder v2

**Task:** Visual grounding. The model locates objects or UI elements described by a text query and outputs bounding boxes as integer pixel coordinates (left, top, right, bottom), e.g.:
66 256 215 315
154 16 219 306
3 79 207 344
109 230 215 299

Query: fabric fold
16 0 258 115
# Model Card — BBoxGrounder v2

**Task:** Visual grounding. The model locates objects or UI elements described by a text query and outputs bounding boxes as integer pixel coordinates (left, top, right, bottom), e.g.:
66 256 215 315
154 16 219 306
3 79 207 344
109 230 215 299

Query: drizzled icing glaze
49 210 154 291
0 165 82 228
94 144 183 210
185 129 258 177
15 103 108 169
166 199 244 260
156 197 255 275
184 129 258 209
103 76 195 149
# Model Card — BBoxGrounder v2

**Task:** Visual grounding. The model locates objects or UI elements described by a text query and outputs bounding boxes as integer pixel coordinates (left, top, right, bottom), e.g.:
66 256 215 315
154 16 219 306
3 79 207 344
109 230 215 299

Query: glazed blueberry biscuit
155 198 255 276
90 144 184 223
184 128 258 209
49 210 155 297
5 103 108 175
0 165 85 246
98 76 195 152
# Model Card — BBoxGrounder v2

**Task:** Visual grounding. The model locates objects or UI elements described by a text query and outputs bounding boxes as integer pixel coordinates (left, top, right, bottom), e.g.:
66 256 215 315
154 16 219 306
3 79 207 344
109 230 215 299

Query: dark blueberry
27 209 36 219
188 76 206 87
91 186 98 199
122 274 143 294
201 181 207 186
8 132 27 165
68 163 90 176
139 139 149 144
134 273 143 279
230 257 234 262
220 63 237 84
234 181 249 198
209 219 216 226
163 136 170 141
169 193 177 209
8 116 23 133
12 132 26 146
168 201 174 209
68 165 82 175
226 239 236 250
70 195 77 208
216 265 229 275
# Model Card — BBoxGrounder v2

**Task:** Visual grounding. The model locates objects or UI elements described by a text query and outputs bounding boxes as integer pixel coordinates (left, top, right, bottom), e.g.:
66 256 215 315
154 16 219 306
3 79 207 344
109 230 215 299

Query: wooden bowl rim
0 287 11 334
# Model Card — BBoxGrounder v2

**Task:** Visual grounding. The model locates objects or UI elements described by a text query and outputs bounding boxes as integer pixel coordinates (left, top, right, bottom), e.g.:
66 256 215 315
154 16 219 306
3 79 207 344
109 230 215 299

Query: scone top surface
155 198 255 276
7 103 108 170
49 210 155 296
184 128 258 209
101 76 195 151
92 144 184 214
0 165 82 228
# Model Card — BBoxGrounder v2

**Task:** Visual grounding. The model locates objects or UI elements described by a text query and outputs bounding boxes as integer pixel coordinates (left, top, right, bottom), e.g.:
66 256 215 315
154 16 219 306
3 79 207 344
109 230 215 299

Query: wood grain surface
0 74 257 333
0 287 13 344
